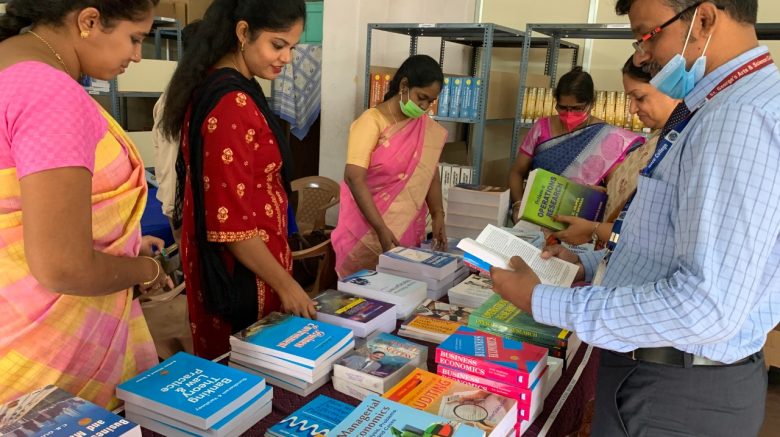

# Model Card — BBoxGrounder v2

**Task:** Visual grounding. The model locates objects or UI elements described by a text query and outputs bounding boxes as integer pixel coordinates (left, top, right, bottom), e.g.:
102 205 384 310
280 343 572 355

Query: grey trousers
591 349 767 437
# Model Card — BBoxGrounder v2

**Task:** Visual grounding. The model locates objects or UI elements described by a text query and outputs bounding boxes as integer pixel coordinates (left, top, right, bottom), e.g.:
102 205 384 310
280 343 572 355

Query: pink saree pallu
0 106 157 409
333 115 447 278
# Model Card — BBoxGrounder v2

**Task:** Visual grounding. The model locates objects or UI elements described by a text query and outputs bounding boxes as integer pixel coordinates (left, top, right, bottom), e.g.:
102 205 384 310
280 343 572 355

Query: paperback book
378 246 460 280
229 312 354 368
398 299 475 343
337 269 427 319
228 360 330 397
314 289 396 337
456 224 578 286
384 368 517 437
447 274 495 308
116 352 266 430
517 168 607 231
266 394 355 437
328 394 485 437
0 385 140 437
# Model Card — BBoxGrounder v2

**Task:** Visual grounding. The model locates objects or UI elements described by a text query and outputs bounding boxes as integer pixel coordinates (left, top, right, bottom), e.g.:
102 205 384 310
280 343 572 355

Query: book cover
383 369 517 436
331 376 378 402
469 294 571 348
615 91 627 127
525 87 538 123
379 246 460 280
532 87 546 123
542 88 555 118
116 352 265 430
435 326 548 388
329 394 485 437
449 77 464 117
230 313 354 368
521 87 530 123
451 166 462 187
436 365 532 407
337 269 427 305
369 73 382 108
438 76 452 117
605 90 617 125
459 167 472 185
266 395 354 437
400 299 474 342
517 168 607 231
459 78 474 119
469 79 482 120
447 184 510 209
314 289 395 325
0 385 140 437
448 274 494 301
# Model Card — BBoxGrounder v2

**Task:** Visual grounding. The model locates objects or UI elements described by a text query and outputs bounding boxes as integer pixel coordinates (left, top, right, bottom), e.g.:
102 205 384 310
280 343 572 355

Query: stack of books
398 298 475 343
384 368 518 437
337 269 427 319
446 184 511 240
228 312 355 397
332 332 428 401
265 394 355 437
469 295 580 365
376 246 469 300
117 352 271 437
435 327 550 432
314 289 396 337
329 394 485 436
0 385 141 436
448 273 495 308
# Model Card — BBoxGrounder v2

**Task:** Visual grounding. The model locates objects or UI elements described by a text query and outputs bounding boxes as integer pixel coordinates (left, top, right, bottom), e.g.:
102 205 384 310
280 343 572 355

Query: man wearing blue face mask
489 1 780 435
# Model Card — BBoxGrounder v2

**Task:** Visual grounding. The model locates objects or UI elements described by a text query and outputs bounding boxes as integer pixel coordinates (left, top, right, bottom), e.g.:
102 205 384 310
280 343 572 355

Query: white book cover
337 269 426 308
331 376 378 401
448 274 495 307
447 201 505 222
378 246 460 280
457 224 578 286
447 185 510 208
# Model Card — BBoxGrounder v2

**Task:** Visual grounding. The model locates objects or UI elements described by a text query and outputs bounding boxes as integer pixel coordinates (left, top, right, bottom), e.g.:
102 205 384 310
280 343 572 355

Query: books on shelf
329 394 485 437
229 312 354 369
448 274 495 308
384 368 517 437
337 269 427 319
516 168 607 231
266 394 355 437
378 246 461 281
398 299 475 343
333 332 427 395
116 352 266 430
456 224 578 286
0 385 140 437
125 386 273 437
313 289 396 338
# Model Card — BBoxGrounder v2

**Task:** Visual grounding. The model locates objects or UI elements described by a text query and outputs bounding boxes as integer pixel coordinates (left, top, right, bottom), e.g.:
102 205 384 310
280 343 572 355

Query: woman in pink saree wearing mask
333 55 447 278
509 67 644 222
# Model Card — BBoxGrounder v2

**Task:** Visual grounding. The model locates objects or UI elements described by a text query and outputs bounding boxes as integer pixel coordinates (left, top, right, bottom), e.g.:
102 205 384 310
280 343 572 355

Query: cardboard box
486 71 550 120
186 0 212 23
154 1 187 24
117 59 178 93
766 329 780 369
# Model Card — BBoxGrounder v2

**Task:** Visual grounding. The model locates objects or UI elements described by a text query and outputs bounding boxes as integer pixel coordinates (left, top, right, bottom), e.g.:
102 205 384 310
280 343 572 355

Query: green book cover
468 294 570 348
518 168 608 231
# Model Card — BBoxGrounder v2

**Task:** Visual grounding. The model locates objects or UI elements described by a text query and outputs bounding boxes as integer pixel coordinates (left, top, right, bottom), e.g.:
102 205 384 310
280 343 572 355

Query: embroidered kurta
181 90 291 359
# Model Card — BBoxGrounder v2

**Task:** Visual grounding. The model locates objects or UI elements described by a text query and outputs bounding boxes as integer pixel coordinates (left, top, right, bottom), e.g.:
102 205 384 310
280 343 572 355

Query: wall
319 0 477 186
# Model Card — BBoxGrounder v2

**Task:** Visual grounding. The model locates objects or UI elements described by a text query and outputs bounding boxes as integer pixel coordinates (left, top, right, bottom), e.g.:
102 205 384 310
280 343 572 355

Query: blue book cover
116 352 266 430
267 395 355 437
337 270 427 303
437 76 451 118
380 247 459 280
230 312 354 368
0 385 140 436
449 77 464 118
459 77 474 119
329 395 485 437
469 79 482 119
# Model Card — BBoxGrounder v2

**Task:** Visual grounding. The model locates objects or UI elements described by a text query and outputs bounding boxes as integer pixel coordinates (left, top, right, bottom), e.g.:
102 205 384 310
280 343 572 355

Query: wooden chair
291 176 340 235
292 238 333 297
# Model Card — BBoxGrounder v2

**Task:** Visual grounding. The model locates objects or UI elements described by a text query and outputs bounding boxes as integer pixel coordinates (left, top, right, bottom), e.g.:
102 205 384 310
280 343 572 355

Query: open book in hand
456 224 578 286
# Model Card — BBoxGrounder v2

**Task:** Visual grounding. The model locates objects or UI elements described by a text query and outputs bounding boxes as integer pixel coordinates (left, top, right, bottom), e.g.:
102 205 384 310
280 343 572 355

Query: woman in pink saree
333 55 447 278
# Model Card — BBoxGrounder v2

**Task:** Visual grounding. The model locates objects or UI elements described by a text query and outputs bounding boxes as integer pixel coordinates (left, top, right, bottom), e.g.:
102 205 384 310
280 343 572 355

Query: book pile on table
337 269 427 319
265 394 354 437
313 289 396 337
376 246 469 300
435 327 552 434
446 184 511 240
398 298 475 343
329 394 485 436
228 312 355 397
0 385 141 437
469 295 581 366
384 368 518 437
332 332 427 401
448 273 495 308
118 352 271 437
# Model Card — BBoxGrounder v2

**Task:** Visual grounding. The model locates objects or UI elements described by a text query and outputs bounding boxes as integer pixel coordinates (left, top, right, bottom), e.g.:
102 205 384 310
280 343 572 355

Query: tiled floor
760 368 780 437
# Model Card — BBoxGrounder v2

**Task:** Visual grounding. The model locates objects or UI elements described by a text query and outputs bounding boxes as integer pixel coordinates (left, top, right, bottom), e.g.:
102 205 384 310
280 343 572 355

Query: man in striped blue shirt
492 1 779 435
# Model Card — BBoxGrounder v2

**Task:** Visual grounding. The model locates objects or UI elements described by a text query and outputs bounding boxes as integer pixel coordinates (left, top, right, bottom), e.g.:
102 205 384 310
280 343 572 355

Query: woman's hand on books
552 216 597 245
490 256 540 313
377 226 400 252
431 211 448 251
279 281 317 319
540 245 585 282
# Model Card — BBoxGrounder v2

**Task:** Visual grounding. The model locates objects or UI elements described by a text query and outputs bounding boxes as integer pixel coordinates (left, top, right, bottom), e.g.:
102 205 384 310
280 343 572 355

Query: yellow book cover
521 87 530 123
543 88 555 118
405 316 461 335
384 368 517 435
605 91 616 125
624 96 633 129
615 91 626 127
593 90 606 120
632 113 643 131
525 87 538 123
533 87 547 122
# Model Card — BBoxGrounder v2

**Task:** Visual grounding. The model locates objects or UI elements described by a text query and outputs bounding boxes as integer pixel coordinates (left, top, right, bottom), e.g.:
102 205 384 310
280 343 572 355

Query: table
141 333 598 437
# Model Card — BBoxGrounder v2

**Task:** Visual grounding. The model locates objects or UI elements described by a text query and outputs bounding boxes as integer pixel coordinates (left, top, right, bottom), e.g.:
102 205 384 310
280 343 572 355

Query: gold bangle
591 222 601 243
141 256 161 286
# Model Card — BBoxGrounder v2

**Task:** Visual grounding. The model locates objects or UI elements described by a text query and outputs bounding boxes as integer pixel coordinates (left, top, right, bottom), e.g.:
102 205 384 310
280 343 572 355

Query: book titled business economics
116 352 266 430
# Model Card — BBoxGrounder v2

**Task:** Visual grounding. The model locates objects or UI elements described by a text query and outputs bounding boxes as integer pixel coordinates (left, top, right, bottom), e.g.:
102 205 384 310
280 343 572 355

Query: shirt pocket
619 175 677 261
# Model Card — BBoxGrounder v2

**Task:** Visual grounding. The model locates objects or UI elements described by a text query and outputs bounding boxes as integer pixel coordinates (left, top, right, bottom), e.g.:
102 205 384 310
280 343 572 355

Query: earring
240 41 245 52
80 30 89 39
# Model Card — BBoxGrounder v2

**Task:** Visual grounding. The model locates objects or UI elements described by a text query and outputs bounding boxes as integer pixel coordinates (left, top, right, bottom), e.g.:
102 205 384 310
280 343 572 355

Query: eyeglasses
556 103 589 112
632 2 701 55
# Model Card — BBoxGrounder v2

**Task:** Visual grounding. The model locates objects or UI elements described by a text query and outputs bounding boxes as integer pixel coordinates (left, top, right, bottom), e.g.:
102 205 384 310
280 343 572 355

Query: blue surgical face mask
650 7 713 99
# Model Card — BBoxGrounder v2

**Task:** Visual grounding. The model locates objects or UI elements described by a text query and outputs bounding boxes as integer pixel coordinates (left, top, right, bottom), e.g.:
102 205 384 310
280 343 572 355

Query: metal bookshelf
365 23 578 183
511 22 780 162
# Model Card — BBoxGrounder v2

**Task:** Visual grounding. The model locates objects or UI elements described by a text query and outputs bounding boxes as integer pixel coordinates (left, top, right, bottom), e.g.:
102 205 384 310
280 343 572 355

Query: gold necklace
28 30 72 77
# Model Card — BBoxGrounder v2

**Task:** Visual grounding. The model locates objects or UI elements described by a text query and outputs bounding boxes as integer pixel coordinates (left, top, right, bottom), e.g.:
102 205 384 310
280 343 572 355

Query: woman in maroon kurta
160 0 314 359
